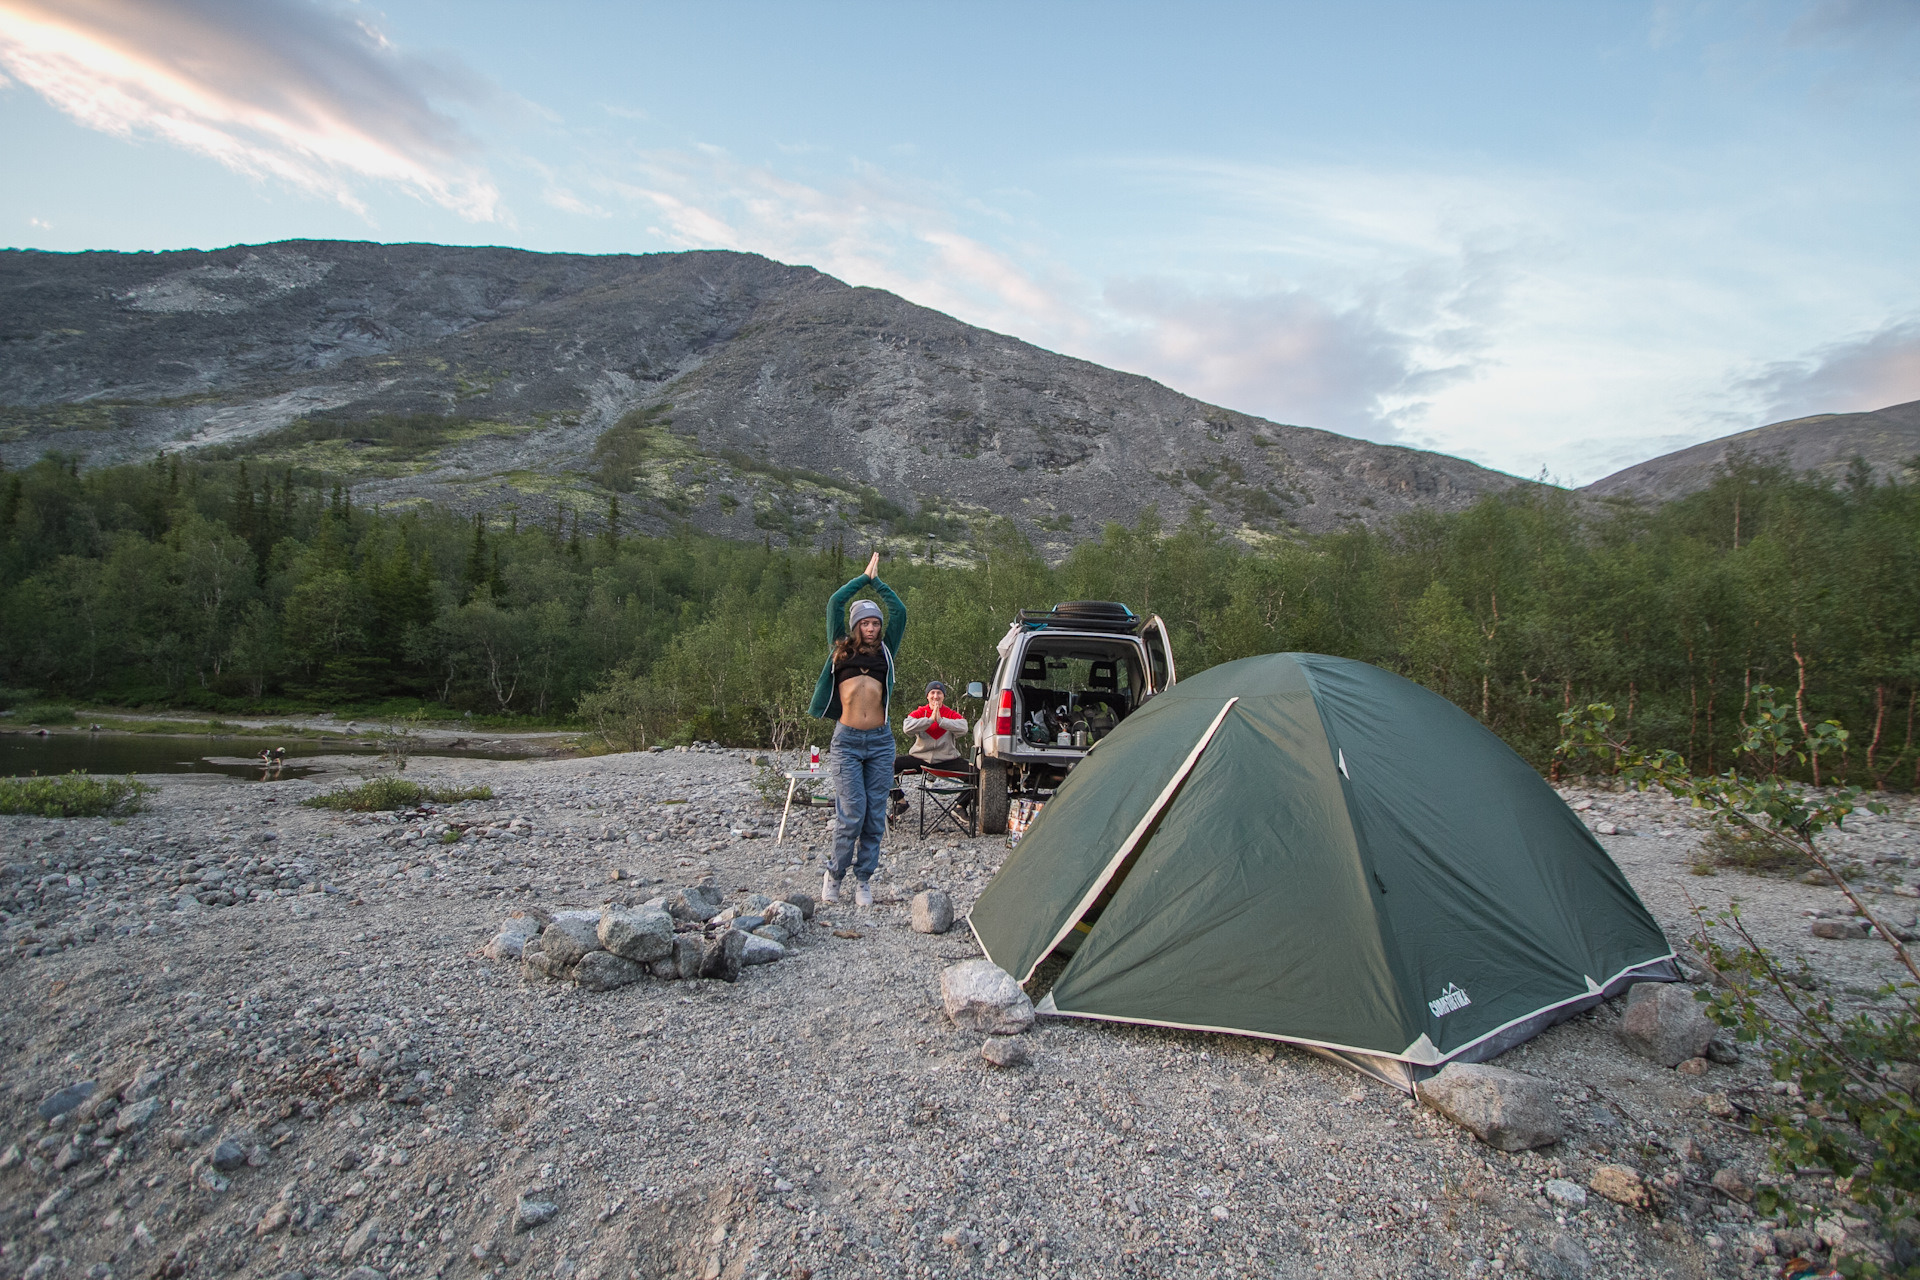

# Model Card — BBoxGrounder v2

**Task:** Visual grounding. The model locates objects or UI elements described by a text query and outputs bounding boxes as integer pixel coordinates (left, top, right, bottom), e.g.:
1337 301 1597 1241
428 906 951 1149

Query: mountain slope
1584 399 1920 503
1 240 1528 550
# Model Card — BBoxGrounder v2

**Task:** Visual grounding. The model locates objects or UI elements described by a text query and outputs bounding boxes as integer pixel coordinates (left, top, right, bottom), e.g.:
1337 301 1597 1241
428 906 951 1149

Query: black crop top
833 651 888 685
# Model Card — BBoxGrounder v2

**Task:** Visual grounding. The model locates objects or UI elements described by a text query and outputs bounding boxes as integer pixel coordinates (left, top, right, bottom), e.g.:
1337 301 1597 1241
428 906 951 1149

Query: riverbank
1 751 1915 1279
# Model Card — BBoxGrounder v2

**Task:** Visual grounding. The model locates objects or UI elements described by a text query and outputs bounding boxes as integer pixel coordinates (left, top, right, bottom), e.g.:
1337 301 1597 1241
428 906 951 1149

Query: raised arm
825 574 867 644
873 576 907 653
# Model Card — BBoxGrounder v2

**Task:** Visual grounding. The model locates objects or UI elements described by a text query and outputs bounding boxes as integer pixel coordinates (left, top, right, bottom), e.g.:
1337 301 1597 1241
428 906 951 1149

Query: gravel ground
2 750 1916 1280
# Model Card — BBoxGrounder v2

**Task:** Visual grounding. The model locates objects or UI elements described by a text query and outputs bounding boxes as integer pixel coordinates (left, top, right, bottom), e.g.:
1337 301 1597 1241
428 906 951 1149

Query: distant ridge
1584 399 1920 503
0 240 1527 551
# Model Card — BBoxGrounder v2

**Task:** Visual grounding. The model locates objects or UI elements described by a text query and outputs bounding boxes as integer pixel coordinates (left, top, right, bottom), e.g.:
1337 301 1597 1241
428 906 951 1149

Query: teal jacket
809 574 906 720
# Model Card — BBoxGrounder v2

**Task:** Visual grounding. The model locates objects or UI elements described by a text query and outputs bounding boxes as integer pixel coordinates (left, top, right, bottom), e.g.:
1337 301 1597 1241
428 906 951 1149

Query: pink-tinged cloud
0 0 500 219
1095 280 1486 443
1744 318 1920 421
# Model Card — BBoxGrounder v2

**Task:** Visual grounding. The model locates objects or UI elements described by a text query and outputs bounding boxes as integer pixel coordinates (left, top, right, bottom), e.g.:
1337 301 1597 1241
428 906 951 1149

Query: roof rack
1015 601 1140 634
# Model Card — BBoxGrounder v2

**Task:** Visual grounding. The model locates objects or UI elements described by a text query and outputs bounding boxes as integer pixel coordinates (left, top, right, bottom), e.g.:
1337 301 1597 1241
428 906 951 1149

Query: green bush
0 773 153 817
300 777 493 812
13 703 75 724
1561 699 1917 1273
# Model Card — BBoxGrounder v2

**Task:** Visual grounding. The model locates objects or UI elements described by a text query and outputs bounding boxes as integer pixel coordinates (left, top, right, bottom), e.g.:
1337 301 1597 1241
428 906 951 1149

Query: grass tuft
300 777 493 812
1688 821 1807 874
0 772 153 817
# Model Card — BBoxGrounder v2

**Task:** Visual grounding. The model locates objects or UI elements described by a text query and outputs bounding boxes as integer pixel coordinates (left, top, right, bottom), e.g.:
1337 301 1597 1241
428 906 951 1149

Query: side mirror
965 682 985 700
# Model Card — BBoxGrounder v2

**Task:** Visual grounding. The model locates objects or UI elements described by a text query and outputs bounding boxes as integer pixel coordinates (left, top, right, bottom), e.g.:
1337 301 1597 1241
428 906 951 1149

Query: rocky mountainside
0 240 1527 551
1584 398 1920 503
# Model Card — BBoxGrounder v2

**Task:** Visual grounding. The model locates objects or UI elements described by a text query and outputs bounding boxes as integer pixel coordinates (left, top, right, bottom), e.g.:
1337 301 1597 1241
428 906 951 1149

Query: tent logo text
1428 984 1472 1018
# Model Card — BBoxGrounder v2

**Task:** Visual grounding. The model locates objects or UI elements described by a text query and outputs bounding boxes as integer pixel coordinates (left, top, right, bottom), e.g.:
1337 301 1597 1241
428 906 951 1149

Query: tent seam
1015 696 1240 985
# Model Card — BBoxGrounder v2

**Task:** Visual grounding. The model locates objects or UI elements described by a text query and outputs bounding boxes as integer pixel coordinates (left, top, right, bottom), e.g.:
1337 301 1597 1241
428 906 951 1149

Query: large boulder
598 906 674 963
1619 983 1715 1067
911 890 955 935
940 961 1034 1035
574 951 646 991
1416 1062 1563 1152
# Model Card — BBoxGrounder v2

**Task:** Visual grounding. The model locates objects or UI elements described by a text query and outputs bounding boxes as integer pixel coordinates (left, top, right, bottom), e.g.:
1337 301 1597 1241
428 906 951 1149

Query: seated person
891 680 972 815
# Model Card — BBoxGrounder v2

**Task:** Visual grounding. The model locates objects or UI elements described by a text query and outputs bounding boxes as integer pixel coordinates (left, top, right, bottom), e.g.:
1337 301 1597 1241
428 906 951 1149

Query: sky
1 0 1916 485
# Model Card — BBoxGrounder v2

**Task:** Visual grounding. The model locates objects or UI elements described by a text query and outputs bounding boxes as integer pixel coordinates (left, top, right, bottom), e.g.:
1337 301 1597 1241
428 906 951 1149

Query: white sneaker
855 880 873 908
821 873 842 904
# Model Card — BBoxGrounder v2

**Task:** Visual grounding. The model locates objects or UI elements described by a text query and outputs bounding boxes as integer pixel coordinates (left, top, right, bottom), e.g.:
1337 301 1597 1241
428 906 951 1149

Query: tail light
996 689 1014 737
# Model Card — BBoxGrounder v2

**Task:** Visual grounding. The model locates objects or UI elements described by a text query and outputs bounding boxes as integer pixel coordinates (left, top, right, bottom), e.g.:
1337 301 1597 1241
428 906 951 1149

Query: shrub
14 703 75 725
301 777 493 811
1560 698 1917 1273
0 773 153 817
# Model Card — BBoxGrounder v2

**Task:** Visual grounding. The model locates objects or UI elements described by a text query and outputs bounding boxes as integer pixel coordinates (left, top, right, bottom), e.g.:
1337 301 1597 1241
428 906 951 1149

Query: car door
1141 615 1177 690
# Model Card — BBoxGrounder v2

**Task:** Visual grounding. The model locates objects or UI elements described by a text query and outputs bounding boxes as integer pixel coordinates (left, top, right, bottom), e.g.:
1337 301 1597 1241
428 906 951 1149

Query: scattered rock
1811 919 1869 940
1618 982 1715 1067
38 1081 94 1120
1544 1178 1587 1209
910 889 955 934
1705 1037 1741 1064
940 960 1035 1034
1704 1092 1738 1119
1588 1164 1651 1211
513 1195 558 1232
343 1216 383 1260
597 905 674 963
113 1096 160 1132
1416 1062 1563 1152
209 1138 248 1171
779 891 816 920
342 1268 386 1280
1676 1056 1711 1075
940 1226 983 1255
574 950 646 991
980 1038 1029 1068
1711 1167 1753 1202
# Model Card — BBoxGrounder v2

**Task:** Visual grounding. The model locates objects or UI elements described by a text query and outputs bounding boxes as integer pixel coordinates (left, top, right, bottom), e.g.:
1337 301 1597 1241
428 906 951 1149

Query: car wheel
978 757 1010 835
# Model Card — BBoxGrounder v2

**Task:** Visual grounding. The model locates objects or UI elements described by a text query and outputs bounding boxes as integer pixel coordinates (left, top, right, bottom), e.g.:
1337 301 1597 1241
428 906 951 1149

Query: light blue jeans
829 723 894 883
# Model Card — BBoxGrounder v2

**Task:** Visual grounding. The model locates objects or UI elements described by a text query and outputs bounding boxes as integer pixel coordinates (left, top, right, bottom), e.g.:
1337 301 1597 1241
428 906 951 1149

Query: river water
0 731 538 780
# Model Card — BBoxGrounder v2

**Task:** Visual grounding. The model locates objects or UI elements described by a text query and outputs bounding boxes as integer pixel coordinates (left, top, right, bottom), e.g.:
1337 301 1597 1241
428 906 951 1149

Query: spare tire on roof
1051 601 1135 622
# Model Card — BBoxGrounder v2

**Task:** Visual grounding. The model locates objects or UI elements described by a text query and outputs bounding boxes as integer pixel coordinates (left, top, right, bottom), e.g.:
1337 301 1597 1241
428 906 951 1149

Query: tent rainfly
968 652 1678 1090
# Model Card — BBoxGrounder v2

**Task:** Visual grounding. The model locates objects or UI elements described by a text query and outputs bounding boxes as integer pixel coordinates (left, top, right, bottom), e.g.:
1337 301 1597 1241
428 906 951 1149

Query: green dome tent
968 652 1677 1090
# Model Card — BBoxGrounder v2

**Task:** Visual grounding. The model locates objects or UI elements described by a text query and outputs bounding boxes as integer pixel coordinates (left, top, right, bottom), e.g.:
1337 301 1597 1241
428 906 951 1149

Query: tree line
1 449 1915 787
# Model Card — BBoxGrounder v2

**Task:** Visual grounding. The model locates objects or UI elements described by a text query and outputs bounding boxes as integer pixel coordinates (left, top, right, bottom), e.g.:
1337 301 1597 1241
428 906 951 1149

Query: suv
965 601 1176 834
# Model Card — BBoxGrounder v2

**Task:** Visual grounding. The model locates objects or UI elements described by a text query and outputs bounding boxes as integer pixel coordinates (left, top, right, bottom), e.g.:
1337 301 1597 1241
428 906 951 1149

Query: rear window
1014 640 1144 714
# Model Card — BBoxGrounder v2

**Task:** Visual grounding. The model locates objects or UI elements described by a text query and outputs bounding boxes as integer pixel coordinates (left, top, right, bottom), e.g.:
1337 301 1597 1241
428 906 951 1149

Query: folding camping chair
918 766 977 838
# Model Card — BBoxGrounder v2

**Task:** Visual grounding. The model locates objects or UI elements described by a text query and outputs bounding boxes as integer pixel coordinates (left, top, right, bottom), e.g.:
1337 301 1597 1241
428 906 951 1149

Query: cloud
1095 280 1481 442
0 0 500 219
1741 318 1920 422
586 147 1514 443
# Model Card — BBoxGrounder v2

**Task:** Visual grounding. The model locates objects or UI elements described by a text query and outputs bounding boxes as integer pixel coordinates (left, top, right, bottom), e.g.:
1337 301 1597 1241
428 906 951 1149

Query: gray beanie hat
848 599 884 627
